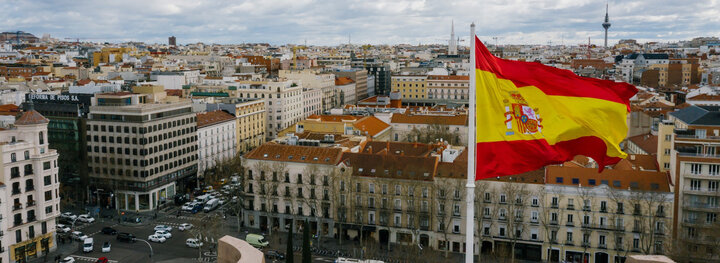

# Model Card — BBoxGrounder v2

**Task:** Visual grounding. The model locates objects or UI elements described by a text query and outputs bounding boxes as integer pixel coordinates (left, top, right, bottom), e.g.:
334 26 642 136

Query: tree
537 186 564 263
403 124 462 145
302 220 311 263
500 181 529 263
330 166 353 245
434 177 464 258
577 185 593 263
286 223 294 263
190 213 223 260
475 180 498 262
628 188 670 255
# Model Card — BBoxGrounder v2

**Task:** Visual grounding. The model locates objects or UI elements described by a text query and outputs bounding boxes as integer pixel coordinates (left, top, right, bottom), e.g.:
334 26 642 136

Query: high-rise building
86 87 198 212
1 105 61 263
662 105 720 262
169 36 177 46
602 4 611 48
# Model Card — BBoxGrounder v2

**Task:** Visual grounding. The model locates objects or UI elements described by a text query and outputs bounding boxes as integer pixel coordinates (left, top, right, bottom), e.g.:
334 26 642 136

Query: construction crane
361 44 372 68
292 45 307 70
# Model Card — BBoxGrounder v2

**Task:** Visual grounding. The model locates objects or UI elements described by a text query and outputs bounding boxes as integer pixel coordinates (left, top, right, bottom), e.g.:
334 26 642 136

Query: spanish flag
474 37 637 179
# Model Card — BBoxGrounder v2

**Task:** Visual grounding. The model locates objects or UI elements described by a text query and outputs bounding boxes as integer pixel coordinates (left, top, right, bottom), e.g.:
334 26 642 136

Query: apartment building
196 110 236 174
390 112 468 145
663 105 720 262
242 143 344 237
233 79 303 139
302 88 322 119
278 115 391 141
86 87 198 212
279 69 337 112
391 75 427 100
1 106 60 263
426 75 469 104
335 77 356 105
334 69 368 101
542 156 673 263
205 98 266 154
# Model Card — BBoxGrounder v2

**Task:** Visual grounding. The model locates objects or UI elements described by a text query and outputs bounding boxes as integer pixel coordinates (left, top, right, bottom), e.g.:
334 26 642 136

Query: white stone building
1 106 60 263
197 110 237 173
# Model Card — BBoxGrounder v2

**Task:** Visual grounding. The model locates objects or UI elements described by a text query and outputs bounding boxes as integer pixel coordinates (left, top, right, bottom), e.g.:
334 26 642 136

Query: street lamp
134 238 154 262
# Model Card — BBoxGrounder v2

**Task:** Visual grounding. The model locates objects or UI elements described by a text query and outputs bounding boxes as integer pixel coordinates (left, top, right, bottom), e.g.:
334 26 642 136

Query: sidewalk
28 238 79 263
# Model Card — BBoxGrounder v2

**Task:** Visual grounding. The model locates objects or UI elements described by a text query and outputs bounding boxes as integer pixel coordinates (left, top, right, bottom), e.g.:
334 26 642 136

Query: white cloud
1 0 717 45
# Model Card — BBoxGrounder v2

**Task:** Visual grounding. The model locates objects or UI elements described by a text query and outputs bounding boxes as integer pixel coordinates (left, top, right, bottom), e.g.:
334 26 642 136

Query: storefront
115 182 176 212
10 233 54 263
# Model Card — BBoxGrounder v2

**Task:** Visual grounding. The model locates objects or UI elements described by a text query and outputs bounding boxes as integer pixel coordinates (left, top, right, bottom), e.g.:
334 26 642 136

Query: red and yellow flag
474 37 637 179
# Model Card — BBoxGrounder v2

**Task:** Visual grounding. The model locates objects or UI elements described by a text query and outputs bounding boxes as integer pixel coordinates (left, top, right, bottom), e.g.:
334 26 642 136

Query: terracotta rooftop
0 104 20 116
688 93 720 101
391 113 467 126
335 77 355 86
361 141 440 157
626 134 658 155
341 151 439 181
306 114 358 122
166 89 183 97
15 109 49 125
352 116 390 137
545 164 670 192
196 110 235 128
244 144 344 165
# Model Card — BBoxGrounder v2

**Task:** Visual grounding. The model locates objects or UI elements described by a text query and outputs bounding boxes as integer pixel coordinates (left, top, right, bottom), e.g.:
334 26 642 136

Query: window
43 161 51 170
600 235 606 245
572 178 579 184
710 165 720 176
395 185 401 195
567 214 574 223
691 163 702 174
11 153 16 162
566 232 573 241
690 179 701 191
501 194 507 204
589 179 596 185
369 183 375 193
555 177 563 183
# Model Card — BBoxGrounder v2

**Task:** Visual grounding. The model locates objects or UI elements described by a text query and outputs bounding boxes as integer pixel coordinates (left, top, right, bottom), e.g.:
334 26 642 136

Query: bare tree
330 166 353 245
433 178 464 258
474 180 497 262
190 213 223 260
403 124 462 145
577 185 593 263
501 182 529 263
628 189 671 255
537 186 564 263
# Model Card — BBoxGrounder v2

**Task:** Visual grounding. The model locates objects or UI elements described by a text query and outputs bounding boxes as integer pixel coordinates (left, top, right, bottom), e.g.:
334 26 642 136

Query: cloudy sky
2 0 719 46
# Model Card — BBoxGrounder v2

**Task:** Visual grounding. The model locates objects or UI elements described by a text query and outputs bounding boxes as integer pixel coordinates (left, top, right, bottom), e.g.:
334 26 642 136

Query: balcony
498 216 507 222
582 206 591 212
11 172 20 179
27 200 35 207
12 188 21 195
600 207 608 213
530 218 539 224
614 225 625 231
550 220 558 225
566 222 575 227
581 241 591 248
24 169 33 176
27 215 36 222
26 185 35 192
616 209 624 214
551 203 559 209
13 203 22 211
656 211 666 217
14 220 22 226
550 238 559 244
565 240 574 246
598 243 607 249
567 204 575 210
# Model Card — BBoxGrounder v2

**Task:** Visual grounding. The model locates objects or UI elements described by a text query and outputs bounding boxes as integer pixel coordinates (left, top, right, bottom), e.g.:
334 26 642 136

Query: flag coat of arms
473 37 637 179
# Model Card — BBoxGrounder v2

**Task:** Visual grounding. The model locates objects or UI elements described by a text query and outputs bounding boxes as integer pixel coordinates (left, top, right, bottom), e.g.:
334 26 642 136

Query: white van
83 238 94 253
195 194 210 203
203 198 219 213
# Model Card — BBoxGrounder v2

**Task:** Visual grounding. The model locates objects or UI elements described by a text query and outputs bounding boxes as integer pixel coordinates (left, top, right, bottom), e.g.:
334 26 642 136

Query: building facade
86 90 198 212
1 107 61 263
197 110 237 174
391 75 427 101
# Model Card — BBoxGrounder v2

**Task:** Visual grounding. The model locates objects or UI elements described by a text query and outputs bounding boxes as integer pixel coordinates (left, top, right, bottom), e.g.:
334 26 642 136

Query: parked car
101 227 117 235
154 230 172 239
60 257 76 263
82 238 94 253
245 234 268 248
179 223 193 231
265 250 285 260
61 212 77 221
56 224 71 233
154 225 172 232
148 234 166 243
191 203 203 214
102 242 111 253
204 199 219 213
186 238 203 248
95 257 109 263
77 214 95 223
72 231 88 241
181 202 194 211
116 232 136 243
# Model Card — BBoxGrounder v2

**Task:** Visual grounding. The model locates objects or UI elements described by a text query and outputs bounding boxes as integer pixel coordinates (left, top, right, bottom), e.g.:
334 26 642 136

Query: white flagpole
465 22 477 263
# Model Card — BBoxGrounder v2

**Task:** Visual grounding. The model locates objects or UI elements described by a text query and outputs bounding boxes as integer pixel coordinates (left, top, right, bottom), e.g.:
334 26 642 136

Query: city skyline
3 0 719 46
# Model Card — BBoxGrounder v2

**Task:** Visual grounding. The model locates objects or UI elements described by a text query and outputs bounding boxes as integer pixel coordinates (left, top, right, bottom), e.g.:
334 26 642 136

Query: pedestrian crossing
70 255 119 263
197 257 216 262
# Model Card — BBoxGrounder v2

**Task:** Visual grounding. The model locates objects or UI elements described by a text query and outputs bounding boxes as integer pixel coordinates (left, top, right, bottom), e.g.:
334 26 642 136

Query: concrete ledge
217 235 265 263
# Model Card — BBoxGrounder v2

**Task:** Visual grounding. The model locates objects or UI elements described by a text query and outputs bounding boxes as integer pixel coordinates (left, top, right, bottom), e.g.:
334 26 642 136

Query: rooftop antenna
587 37 591 59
